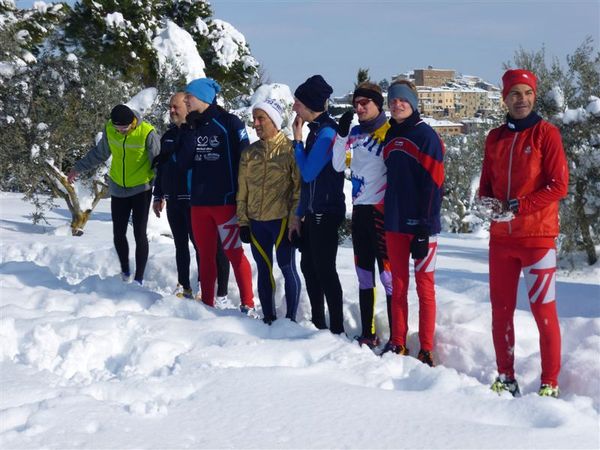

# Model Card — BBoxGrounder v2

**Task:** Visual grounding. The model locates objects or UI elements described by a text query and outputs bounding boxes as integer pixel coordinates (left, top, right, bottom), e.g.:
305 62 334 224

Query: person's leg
249 219 276 321
309 213 344 335
130 190 152 282
521 247 561 387
111 195 132 275
300 216 326 329
352 206 377 338
414 235 438 352
191 206 218 306
215 237 230 298
274 218 301 321
489 242 521 381
385 231 411 347
215 205 254 308
373 204 393 334
167 200 191 290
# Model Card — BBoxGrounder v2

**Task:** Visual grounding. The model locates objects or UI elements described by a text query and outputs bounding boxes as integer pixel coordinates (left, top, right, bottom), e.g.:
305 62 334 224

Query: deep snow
0 191 599 449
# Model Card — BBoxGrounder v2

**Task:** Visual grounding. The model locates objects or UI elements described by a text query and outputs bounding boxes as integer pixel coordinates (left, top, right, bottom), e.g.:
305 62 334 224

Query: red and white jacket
479 113 569 247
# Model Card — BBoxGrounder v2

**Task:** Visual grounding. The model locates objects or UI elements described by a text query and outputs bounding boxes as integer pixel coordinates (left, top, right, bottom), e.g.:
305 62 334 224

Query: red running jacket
479 114 569 247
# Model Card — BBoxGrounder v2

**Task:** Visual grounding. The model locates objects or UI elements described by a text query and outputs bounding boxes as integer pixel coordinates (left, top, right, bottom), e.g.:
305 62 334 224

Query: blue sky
211 0 599 94
15 0 600 95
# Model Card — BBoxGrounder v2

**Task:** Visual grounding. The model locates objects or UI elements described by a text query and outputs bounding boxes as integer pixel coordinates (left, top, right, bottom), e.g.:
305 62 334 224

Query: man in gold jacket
237 98 301 324
68 104 160 285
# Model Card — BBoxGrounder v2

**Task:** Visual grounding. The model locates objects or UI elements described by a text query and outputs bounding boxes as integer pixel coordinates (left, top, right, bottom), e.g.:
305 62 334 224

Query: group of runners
68 68 568 398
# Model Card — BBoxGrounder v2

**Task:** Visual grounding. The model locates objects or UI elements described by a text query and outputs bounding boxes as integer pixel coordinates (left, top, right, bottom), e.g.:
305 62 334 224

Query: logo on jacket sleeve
210 136 220 147
238 128 248 141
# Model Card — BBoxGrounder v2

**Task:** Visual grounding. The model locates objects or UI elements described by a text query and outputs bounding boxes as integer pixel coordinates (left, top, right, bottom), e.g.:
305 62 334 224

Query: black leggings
300 213 344 334
111 190 152 281
166 199 230 295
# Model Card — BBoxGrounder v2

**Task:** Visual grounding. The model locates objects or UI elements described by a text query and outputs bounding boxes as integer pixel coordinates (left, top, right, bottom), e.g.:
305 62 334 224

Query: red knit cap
502 69 537 99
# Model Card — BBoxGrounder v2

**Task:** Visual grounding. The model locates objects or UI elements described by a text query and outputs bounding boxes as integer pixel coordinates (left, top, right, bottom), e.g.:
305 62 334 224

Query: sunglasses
114 124 131 132
353 98 372 108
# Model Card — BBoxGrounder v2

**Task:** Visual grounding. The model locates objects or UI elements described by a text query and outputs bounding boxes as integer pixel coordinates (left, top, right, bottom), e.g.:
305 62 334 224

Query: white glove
473 197 515 222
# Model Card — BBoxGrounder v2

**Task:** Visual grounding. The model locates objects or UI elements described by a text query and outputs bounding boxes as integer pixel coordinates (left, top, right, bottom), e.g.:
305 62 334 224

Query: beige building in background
417 87 457 117
414 68 455 87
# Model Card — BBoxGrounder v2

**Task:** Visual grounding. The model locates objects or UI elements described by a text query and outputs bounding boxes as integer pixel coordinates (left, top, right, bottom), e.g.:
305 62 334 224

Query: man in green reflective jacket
67 104 160 285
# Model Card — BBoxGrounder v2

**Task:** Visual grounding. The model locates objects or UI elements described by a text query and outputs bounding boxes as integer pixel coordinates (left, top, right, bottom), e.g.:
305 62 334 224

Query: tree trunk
574 180 598 265
70 209 92 236
42 161 108 236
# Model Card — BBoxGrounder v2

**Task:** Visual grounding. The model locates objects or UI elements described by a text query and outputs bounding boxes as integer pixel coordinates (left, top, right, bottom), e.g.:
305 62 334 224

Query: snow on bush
153 20 206 83
209 19 258 70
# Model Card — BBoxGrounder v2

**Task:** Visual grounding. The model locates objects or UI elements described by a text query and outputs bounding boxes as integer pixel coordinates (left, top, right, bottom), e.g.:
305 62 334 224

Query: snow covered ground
1 191 599 449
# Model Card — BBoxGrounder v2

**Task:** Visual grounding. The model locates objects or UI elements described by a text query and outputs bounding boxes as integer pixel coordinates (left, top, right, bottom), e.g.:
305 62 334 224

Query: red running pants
190 205 254 308
489 243 561 386
386 232 438 350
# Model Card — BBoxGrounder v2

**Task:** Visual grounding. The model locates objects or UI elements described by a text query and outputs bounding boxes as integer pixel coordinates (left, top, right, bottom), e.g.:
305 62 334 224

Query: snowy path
1 192 599 449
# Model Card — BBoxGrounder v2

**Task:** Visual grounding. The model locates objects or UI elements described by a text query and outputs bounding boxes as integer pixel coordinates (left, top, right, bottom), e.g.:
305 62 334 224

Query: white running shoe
215 295 233 309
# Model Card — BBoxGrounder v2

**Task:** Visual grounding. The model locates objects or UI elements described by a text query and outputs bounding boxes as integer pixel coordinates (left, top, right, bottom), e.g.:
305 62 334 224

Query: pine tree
355 67 370 87
378 78 390 93
66 0 258 103
0 7 130 234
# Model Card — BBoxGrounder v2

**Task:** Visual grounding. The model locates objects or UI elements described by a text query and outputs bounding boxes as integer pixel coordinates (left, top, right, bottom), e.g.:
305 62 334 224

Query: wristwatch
506 198 519 213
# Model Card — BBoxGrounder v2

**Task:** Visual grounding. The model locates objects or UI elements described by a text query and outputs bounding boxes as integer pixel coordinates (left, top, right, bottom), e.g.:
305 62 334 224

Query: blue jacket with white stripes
177 104 249 206
383 111 445 235
294 112 345 217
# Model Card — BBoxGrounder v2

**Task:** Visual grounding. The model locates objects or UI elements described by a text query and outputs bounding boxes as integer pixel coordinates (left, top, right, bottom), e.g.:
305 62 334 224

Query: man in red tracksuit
479 69 569 398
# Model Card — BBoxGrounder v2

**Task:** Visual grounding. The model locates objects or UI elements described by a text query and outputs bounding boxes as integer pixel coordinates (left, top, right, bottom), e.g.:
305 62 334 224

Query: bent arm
294 126 337 182
73 131 111 173
517 127 569 214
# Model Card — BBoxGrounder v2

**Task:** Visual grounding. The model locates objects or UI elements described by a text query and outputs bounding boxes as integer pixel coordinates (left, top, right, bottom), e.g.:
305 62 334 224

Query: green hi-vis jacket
106 120 155 188
73 111 160 198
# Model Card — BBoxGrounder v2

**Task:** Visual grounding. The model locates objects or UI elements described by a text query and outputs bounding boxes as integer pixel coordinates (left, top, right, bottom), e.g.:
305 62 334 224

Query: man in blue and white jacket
332 81 392 349
177 78 254 313
152 92 230 300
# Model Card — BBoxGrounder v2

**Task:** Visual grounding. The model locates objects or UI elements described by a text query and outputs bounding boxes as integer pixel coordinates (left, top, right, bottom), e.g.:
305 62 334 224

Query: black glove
239 226 251 244
410 228 429 260
337 111 354 138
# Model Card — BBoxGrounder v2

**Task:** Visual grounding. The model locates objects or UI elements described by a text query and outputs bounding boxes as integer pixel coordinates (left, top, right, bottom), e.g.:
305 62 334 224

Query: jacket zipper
506 132 518 234
122 135 128 188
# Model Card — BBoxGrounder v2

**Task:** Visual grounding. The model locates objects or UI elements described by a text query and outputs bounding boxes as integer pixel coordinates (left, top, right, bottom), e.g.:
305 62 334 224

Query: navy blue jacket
383 111 445 235
294 112 345 216
178 104 249 206
153 125 190 202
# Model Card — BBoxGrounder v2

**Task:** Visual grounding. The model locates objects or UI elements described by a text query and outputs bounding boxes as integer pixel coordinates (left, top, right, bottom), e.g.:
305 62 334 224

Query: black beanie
110 104 135 126
353 87 384 111
294 75 333 112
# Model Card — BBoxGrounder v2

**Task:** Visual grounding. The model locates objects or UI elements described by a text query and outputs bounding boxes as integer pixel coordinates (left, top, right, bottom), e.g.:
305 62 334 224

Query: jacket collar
186 103 224 128
388 110 421 132
258 130 286 147
308 111 337 133
505 111 542 132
